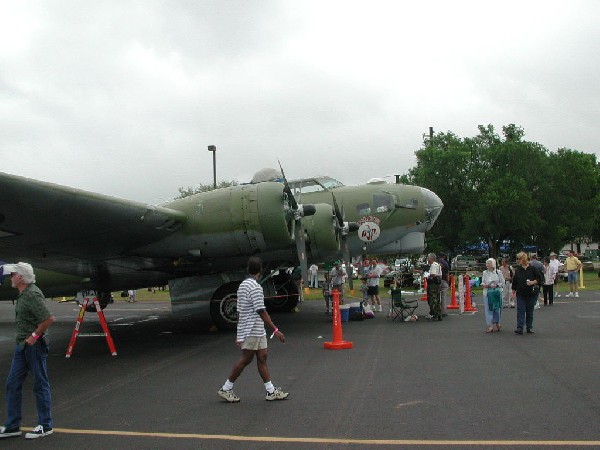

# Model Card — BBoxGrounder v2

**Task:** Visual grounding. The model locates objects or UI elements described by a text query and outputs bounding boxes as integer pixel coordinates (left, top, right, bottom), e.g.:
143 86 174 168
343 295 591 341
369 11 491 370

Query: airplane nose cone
421 187 443 228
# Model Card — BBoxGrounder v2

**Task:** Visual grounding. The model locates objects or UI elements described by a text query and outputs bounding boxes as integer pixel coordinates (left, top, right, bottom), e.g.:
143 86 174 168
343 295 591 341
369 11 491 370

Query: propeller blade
277 160 311 285
331 193 344 227
295 219 309 286
331 192 356 289
343 238 353 290
277 160 298 210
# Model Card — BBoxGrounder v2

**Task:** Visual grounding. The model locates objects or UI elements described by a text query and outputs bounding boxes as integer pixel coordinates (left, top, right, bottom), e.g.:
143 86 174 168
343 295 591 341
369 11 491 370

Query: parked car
451 254 480 270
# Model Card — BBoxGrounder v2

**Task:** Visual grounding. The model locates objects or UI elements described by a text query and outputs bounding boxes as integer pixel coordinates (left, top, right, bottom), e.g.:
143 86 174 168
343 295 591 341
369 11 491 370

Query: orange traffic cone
447 275 459 310
324 289 353 350
420 277 428 301
464 275 477 312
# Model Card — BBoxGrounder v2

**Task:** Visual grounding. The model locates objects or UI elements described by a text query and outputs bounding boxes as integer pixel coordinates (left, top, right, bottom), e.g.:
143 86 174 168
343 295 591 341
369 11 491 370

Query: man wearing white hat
0 262 55 440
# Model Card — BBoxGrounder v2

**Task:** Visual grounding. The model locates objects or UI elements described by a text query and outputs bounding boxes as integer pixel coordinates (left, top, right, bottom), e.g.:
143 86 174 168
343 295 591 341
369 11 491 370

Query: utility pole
422 127 434 146
207 145 217 189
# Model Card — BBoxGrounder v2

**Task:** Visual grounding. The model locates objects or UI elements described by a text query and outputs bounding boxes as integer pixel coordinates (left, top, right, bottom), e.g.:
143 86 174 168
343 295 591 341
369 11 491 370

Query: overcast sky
1 1 599 204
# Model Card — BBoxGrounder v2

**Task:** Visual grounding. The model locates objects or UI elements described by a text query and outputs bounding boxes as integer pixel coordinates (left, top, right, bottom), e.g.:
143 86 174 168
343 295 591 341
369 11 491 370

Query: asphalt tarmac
0 290 599 449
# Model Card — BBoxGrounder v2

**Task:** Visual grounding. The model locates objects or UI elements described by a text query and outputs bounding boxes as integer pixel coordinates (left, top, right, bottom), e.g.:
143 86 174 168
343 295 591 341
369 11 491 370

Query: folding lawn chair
390 289 418 322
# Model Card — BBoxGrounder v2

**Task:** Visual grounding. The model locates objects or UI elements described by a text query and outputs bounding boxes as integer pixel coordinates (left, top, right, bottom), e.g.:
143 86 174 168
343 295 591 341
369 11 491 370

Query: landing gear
75 290 112 312
210 282 240 332
208 272 300 331
267 273 300 313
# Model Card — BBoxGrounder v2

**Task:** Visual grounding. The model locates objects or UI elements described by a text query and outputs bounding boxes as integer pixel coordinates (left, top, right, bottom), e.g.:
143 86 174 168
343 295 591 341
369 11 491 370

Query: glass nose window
373 194 393 213
356 203 371 215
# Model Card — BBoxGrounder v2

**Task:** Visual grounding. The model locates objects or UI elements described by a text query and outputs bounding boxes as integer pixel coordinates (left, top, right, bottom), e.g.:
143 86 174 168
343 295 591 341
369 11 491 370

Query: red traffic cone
324 289 353 350
464 275 477 312
420 277 428 301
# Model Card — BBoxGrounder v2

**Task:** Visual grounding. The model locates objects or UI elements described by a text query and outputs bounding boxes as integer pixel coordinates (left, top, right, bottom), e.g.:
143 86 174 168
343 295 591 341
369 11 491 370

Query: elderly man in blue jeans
0 262 55 440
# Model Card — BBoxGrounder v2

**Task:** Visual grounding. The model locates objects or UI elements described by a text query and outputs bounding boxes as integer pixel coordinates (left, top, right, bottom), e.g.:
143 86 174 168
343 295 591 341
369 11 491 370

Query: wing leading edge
0 171 187 277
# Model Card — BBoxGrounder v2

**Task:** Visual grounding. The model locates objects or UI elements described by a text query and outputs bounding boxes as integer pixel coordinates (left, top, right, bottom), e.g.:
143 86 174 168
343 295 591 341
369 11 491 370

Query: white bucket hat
2 262 36 284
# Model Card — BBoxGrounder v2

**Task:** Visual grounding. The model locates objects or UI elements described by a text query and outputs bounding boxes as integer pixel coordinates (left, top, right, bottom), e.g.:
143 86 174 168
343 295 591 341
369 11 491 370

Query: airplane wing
0 171 187 284
0 170 346 331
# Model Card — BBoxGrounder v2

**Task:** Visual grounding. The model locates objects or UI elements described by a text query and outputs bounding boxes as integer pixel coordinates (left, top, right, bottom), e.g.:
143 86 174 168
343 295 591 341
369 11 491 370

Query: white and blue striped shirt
236 277 266 342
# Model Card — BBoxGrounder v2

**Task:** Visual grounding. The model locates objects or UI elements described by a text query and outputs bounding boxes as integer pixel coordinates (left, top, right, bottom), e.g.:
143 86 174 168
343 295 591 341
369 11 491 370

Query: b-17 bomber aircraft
0 169 442 330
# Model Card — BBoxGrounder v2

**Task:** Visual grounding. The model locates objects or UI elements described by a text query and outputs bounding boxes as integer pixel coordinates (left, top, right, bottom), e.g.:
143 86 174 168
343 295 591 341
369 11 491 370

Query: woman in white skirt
482 258 505 333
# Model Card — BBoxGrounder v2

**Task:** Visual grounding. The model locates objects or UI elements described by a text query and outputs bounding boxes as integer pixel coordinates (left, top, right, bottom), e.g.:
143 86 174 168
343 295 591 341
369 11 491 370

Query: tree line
401 124 600 258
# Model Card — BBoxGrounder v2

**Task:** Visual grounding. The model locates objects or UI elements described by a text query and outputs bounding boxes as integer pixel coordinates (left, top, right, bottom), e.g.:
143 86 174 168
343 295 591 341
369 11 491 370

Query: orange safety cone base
324 289 353 350
447 305 460 309
324 341 353 350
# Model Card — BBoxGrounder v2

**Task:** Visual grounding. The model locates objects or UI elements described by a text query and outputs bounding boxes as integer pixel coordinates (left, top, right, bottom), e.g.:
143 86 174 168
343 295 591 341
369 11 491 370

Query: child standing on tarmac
360 277 369 306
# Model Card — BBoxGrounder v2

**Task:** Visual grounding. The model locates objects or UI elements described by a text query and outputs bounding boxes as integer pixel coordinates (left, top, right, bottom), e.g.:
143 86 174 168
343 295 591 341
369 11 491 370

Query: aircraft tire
76 290 111 312
268 274 300 313
210 282 240 332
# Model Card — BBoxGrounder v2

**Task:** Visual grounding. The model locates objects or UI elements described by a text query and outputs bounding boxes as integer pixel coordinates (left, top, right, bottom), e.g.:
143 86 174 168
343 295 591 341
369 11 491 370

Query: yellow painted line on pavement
53 428 600 446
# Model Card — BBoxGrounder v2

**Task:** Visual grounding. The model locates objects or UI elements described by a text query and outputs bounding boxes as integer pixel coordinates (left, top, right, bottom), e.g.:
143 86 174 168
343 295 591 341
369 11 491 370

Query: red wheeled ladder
65 296 117 358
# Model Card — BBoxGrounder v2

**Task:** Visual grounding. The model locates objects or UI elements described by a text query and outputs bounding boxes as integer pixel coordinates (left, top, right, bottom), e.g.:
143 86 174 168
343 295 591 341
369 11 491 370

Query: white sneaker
556 293 561 297
575 292 579 298
24 425 53 439
566 292 573 297
0 426 22 438
266 387 289 401
217 388 240 403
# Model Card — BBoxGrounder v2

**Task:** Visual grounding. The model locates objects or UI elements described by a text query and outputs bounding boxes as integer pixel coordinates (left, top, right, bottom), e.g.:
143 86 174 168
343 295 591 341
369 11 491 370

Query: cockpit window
293 180 324 195
407 198 418 208
373 194 393 213
289 177 344 196
319 178 343 190
356 203 371 215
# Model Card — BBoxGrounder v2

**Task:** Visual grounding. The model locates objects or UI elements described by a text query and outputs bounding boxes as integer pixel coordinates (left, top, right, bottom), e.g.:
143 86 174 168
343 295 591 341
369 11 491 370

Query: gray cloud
1 1 598 204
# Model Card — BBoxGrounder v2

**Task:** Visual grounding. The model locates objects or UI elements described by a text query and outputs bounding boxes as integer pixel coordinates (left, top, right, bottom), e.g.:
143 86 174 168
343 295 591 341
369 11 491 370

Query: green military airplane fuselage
0 170 442 330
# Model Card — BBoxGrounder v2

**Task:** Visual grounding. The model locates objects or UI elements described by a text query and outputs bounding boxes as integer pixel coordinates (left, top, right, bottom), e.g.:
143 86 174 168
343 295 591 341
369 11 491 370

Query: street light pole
207 145 216 189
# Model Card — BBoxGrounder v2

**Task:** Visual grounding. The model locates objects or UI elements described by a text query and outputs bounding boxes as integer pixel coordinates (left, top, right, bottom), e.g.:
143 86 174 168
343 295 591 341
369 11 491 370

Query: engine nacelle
303 204 340 261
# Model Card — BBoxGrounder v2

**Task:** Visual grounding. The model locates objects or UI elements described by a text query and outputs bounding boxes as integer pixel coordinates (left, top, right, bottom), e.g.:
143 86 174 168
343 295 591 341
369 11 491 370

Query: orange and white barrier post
447 275 459 310
463 275 477 312
324 289 353 350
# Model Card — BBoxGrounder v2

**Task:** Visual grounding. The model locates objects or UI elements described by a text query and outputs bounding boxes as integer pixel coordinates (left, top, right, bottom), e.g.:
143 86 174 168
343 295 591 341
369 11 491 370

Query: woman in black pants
511 252 543 334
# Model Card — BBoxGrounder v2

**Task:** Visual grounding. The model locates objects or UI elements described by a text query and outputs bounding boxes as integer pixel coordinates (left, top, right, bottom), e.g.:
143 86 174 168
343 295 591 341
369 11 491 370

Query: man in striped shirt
218 257 289 402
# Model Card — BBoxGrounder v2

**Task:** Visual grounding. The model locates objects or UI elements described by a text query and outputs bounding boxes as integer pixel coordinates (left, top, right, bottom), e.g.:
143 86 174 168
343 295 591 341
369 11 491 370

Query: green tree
543 149 600 253
176 179 239 199
404 124 599 258
462 125 548 257
404 131 473 254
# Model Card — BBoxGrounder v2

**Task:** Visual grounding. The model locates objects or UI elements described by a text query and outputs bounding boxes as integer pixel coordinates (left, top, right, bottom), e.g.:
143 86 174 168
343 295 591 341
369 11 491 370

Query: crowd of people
309 250 585 335
0 250 588 439
481 250 583 335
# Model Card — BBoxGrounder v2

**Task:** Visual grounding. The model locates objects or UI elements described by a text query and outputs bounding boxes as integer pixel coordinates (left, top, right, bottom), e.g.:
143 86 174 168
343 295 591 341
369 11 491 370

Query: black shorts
367 286 379 296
